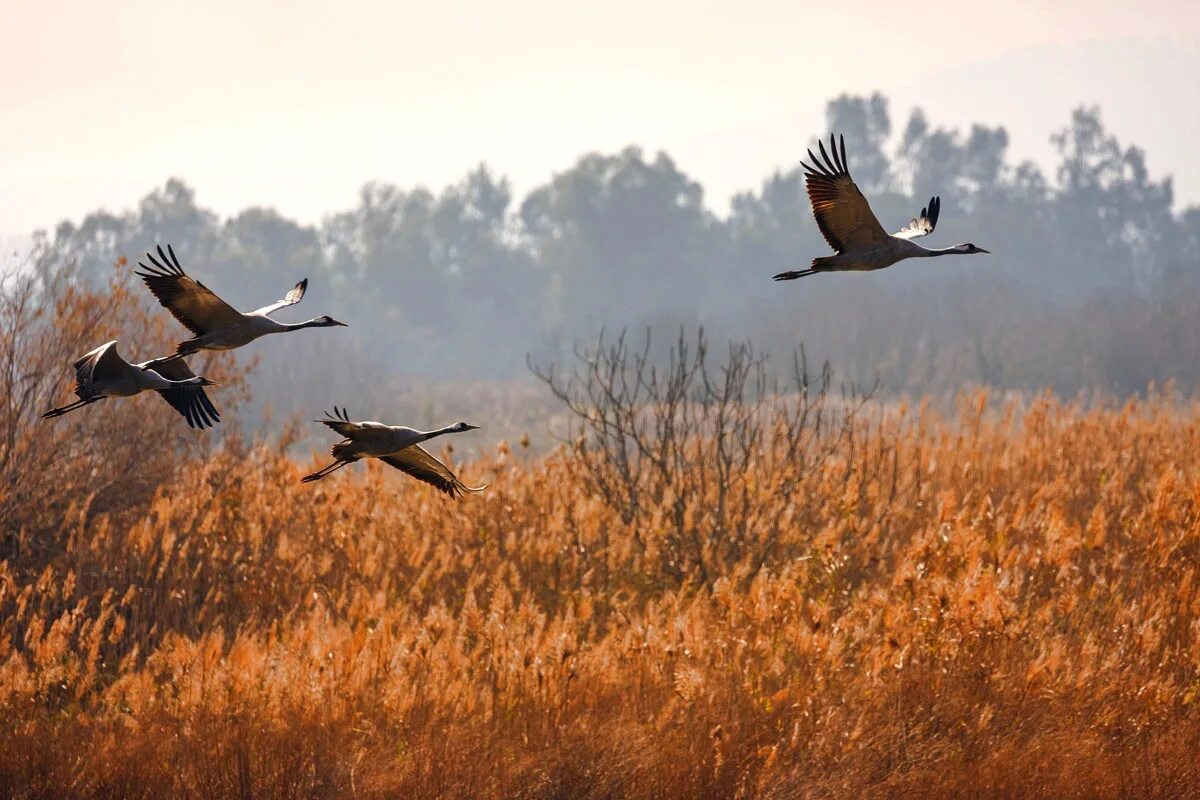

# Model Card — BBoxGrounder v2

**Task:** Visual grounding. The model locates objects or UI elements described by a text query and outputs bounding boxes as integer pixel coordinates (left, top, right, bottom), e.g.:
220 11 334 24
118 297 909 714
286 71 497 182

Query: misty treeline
29 93 1200 420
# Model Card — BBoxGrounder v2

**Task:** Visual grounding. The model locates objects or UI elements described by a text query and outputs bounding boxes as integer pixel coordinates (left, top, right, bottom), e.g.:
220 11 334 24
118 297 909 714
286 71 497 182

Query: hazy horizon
3 0 1199 241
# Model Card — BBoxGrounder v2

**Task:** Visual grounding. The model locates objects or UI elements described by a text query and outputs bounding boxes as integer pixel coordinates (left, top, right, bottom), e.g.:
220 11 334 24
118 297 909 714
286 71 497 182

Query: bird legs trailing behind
42 397 102 419
301 459 351 483
772 269 818 281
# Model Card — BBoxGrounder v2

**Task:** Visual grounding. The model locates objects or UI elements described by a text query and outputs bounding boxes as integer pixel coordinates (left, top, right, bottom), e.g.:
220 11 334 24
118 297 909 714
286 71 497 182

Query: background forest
24 93 1200 427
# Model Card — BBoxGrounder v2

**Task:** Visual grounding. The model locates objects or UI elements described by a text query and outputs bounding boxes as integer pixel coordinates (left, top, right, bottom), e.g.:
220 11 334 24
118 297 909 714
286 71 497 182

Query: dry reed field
2 269 1200 799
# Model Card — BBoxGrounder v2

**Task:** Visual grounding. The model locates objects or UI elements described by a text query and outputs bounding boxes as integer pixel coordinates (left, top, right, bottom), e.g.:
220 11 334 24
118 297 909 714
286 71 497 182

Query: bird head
453 422 480 432
316 315 349 327
958 243 990 255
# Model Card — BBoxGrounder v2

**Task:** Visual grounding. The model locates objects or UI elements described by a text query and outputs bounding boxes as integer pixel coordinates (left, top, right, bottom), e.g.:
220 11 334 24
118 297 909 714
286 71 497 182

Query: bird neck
421 425 461 442
281 317 327 331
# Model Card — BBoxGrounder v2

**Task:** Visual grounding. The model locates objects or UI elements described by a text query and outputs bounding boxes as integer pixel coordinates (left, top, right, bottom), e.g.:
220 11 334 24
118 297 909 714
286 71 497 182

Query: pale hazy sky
2 0 1199 240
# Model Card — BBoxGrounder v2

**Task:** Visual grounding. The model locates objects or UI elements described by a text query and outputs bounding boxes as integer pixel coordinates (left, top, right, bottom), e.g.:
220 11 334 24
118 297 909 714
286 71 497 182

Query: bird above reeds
42 340 220 429
301 407 486 497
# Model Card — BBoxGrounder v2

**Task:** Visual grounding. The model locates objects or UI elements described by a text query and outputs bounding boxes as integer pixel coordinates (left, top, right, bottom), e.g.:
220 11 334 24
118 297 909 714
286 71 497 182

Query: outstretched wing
156 384 220 429
142 357 221 429
316 406 361 439
802 134 889 252
379 444 487 499
251 279 308 317
135 244 243 336
893 196 941 240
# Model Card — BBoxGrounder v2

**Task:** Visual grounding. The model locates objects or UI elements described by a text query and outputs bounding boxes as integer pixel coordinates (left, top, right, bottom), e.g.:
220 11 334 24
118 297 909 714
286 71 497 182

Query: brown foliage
0 259 248 569
2 283 1200 798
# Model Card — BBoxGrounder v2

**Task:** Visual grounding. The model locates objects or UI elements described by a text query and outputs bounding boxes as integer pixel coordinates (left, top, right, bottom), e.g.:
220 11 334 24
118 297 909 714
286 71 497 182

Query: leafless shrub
531 327 871 583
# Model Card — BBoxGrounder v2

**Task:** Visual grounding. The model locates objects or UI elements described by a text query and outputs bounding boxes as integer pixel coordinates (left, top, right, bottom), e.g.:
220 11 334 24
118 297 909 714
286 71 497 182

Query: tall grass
1 270 1199 798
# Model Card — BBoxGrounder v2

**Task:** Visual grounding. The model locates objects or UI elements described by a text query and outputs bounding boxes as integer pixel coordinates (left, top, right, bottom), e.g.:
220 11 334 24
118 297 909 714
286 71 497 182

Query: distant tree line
32 93 1200 405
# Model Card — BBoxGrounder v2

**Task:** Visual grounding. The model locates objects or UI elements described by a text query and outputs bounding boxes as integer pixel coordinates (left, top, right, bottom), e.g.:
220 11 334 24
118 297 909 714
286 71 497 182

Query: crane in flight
135 244 347 360
301 407 486 498
773 134 989 281
42 341 220 429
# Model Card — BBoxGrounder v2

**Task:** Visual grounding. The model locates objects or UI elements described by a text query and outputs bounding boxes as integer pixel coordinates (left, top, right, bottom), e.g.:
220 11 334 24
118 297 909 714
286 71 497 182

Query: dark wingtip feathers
315 405 351 426
803 148 827 177
817 139 833 174
805 134 849 178
135 243 187 280
827 134 843 173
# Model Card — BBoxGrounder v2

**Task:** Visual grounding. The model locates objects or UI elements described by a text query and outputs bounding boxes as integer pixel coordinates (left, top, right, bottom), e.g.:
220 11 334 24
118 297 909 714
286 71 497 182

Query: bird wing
893 196 941 240
379 445 487 499
140 356 221 429
69 340 120 398
72 340 118 377
156 383 220 429
135 244 243 336
250 279 308 317
72 340 124 396
802 134 889 252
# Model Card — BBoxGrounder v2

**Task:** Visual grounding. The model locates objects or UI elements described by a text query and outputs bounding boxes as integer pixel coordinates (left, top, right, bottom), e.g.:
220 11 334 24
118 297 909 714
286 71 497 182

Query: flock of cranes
41 245 485 497
41 133 988 498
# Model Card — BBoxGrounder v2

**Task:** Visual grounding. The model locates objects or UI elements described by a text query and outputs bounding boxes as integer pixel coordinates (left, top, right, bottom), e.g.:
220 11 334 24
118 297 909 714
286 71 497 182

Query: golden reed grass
2 268 1199 798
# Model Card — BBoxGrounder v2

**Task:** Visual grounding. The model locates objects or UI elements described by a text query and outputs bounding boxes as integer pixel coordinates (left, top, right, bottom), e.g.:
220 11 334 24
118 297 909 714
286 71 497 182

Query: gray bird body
808 238 984 272
186 312 318 352
327 422 430 459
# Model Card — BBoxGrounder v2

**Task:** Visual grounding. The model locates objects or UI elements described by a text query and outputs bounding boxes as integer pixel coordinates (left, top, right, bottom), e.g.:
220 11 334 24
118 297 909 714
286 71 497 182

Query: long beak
335 321 349 327
977 248 991 254
464 424 480 431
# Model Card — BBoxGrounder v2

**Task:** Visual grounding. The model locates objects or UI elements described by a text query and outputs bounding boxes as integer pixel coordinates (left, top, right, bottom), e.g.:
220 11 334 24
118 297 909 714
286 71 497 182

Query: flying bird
42 341 220 429
773 134 989 281
135 244 347 360
301 407 486 498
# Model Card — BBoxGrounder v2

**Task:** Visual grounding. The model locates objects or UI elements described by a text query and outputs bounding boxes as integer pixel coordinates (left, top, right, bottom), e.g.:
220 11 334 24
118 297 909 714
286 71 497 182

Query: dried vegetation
2 268 1199 798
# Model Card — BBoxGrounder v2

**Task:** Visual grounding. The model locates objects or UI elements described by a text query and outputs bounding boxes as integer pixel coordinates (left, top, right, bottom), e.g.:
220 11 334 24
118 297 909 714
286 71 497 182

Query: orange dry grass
2 264 1199 798
3 391 1200 799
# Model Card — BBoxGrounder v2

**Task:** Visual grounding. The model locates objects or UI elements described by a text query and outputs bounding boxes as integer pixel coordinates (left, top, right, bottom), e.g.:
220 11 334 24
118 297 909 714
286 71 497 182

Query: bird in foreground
135 244 347 360
42 341 220 429
773 134 989 281
301 407 486 497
